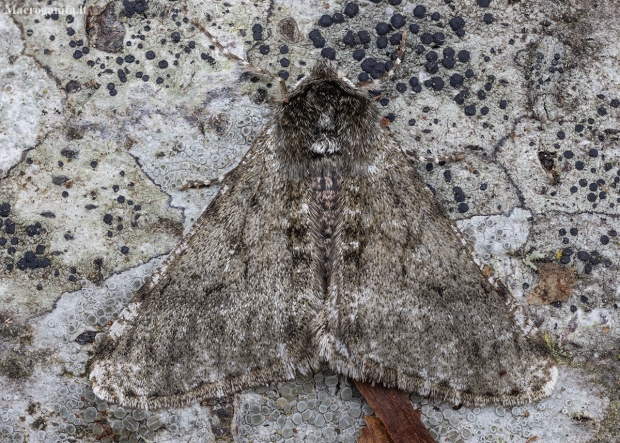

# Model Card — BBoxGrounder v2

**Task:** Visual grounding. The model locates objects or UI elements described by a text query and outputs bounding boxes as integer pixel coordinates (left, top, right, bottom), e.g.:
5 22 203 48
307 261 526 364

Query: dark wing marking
317 134 557 406
90 131 319 409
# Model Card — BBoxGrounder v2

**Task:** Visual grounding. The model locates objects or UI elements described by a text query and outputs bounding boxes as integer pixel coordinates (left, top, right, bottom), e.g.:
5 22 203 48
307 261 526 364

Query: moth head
189 20 392 170
276 59 380 158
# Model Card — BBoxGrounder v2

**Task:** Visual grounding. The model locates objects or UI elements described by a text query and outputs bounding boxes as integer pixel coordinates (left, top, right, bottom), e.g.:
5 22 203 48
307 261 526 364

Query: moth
89 21 557 410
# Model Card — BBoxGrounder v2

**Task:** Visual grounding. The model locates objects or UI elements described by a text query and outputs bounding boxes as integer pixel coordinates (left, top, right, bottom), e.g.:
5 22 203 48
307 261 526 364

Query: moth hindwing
89 43 557 411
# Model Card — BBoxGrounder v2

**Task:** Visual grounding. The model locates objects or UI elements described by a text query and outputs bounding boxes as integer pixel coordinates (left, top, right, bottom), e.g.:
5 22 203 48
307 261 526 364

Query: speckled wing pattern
90 77 557 409
317 134 558 406
90 131 322 409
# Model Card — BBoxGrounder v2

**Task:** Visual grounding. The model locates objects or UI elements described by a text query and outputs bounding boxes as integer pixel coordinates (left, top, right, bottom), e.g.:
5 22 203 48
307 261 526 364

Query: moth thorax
309 110 339 155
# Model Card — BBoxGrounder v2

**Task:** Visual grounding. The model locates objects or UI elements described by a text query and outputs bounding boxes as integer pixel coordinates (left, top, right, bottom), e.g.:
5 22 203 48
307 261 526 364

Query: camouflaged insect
89 24 557 410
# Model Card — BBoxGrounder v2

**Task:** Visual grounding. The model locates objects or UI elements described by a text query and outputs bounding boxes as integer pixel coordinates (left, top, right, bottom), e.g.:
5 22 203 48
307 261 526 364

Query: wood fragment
355 381 436 443
357 416 394 443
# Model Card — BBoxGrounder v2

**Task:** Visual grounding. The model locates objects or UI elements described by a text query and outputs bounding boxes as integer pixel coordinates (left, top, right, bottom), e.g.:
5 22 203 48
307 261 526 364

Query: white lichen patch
0 14 64 178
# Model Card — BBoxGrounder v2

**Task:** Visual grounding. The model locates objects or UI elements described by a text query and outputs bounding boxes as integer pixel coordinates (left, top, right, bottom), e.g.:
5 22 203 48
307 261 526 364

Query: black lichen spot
344 3 359 18
0 203 11 217
252 23 263 41
4 220 15 234
450 73 464 88
321 47 336 60
457 203 469 213
391 14 405 29
122 0 147 18
352 48 365 61
26 224 39 236
309 29 325 48
458 50 470 63
75 330 97 345
449 17 465 31
343 31 356 46
442 57 455 69
429 77 444 91
200 53 215 64
390 33 402 45
61 148 79 159
453 187 466 202
358 30 371 44
65 80 81 93
318 15 333 27
377 36 388 49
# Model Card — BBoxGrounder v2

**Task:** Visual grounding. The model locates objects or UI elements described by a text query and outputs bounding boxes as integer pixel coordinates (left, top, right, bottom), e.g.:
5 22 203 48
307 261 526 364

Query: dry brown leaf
528 263 576 305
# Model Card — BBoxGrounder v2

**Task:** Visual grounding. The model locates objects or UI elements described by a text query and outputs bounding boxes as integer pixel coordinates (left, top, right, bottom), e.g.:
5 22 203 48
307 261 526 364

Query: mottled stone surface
1 0 618 442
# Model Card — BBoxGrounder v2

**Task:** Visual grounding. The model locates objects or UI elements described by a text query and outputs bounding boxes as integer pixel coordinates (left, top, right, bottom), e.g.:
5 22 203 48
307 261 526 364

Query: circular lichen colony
132 106 269 198
236 372 369 443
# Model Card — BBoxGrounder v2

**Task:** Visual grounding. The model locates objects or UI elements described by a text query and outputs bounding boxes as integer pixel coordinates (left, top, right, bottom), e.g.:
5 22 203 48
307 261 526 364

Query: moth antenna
356 30 408 88
191 19 288 95
178 170 234 190
406 150 466 164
